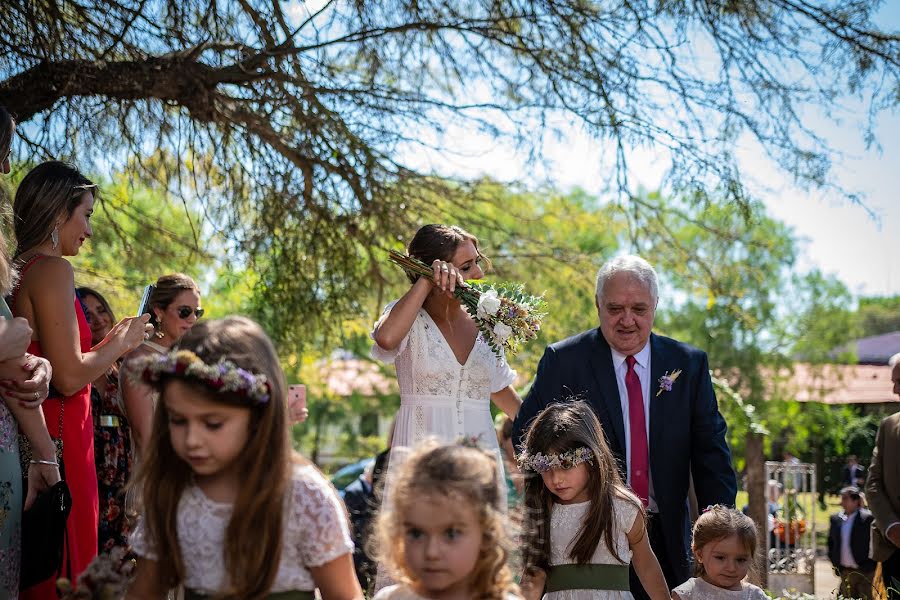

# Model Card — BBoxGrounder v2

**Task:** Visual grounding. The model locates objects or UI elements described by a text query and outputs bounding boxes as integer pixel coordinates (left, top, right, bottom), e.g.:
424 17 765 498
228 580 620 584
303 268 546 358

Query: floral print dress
91 369 132 553
0 297 22 598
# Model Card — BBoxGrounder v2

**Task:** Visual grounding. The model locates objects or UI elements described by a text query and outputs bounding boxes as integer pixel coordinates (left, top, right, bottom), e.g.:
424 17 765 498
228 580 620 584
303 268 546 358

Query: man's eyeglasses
177 306 204 319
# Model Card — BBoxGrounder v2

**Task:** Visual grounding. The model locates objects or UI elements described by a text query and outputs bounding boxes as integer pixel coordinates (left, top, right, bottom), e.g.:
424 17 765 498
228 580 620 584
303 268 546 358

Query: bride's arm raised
372 277 432 350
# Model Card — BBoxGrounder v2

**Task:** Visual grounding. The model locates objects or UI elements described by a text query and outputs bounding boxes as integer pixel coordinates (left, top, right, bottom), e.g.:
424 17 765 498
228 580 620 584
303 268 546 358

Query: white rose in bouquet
476 290 502 319
493 322 513 344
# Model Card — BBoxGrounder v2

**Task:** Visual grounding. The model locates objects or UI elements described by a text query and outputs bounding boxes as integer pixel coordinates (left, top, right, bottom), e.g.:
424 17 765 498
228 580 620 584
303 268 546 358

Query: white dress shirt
610 343 658 512
840 510 858 568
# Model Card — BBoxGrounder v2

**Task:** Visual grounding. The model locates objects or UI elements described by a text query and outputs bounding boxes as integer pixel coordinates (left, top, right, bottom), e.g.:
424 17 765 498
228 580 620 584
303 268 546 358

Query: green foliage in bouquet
388 250 547 359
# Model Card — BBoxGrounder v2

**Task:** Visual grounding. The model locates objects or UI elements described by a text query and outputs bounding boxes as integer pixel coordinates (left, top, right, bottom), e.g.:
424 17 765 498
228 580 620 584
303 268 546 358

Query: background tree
856 296 900 337
2 0 898 344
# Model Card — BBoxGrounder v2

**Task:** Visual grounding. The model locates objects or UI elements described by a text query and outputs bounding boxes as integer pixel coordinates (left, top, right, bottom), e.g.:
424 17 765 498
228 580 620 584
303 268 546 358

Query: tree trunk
746 431 768 588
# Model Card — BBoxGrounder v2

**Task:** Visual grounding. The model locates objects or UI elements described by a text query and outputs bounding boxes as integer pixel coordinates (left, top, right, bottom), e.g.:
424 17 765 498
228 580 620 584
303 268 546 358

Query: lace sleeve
489 347 517 393
746 584 769 600
291 465 354 568
370 301 410 364
615 491 641 537
129 516 157 560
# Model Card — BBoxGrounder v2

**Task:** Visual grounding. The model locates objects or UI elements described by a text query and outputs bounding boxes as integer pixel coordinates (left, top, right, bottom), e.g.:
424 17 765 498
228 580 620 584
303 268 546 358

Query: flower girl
518 401 669 600
125 317 362 600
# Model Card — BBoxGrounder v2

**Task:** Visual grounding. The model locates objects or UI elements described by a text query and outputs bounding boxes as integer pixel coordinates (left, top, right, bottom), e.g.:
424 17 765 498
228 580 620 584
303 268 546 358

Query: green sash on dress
545 564 631 593
185 590 315 600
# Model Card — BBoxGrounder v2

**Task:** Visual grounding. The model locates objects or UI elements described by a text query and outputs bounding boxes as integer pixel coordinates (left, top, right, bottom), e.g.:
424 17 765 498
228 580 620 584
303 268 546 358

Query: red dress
13 257 98 597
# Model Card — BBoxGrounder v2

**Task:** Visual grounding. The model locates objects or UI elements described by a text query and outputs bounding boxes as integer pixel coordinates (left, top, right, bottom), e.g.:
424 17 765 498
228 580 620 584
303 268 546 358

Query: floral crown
138 350 272 404
517 446 595 473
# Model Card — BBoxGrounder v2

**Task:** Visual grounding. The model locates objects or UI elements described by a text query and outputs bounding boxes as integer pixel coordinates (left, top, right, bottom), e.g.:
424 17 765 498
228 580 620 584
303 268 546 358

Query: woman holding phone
11 161 153 598
120 273 202 455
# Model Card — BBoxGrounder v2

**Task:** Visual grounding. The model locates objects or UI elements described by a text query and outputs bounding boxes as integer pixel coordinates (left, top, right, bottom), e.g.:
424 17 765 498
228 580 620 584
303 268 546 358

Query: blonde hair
692 505 758 577
375 444 517 599
133 316 293 599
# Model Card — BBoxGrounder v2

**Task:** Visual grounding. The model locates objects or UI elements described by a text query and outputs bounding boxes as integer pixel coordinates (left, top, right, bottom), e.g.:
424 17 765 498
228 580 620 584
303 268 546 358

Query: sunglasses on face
176 306 204 319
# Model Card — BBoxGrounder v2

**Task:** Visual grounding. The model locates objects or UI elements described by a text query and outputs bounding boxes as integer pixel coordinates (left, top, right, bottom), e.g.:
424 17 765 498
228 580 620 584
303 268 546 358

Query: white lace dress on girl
672 578 768 600
130 464 353 594
545 495 639 600
371 302 515 493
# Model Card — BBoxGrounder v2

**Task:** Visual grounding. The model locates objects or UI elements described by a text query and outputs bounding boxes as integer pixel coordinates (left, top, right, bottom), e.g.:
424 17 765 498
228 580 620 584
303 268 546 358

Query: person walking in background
827 486 875 600
11 161 152 598
866 352 900 599
844 455 866 488
343 457 379 594
513 255 736 597
78 286 132 554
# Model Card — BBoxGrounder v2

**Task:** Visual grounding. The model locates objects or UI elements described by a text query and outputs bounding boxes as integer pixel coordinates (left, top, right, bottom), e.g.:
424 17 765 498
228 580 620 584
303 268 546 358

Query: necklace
142 340 168 353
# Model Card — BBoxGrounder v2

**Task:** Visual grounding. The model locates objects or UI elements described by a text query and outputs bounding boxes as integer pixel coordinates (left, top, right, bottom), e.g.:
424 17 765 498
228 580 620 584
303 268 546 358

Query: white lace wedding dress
371 302 516 454
371 302 516 587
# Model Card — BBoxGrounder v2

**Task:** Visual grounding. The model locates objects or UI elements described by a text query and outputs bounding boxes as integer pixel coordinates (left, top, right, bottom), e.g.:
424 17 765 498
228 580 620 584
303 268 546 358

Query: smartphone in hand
137 284 155 317
288 384 307 424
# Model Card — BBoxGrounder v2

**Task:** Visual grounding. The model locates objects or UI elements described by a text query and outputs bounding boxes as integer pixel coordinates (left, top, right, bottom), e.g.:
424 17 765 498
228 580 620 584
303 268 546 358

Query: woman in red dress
10 161 152 598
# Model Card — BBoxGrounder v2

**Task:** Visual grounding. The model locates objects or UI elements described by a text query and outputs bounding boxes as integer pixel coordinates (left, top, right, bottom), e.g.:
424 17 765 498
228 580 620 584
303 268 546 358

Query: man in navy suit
828 486 876 600
513 254 737 598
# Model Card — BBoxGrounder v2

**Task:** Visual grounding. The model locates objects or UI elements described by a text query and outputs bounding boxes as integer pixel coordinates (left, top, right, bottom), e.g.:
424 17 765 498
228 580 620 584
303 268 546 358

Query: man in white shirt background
828 486 875 600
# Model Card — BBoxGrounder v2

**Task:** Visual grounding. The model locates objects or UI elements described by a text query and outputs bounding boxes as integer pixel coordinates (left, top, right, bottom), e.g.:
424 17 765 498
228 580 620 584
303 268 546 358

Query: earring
155 318 165 339
51 227 60 250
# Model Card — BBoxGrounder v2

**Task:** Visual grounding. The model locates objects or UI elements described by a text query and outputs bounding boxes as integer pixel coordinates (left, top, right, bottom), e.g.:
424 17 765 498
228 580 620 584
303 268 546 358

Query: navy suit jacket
827 509 875 571
512 328 737 583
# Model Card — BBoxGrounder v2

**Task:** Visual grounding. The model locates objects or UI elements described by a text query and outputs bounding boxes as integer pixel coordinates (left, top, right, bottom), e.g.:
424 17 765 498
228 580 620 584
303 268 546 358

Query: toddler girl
672 506 767 600
374 443 520 600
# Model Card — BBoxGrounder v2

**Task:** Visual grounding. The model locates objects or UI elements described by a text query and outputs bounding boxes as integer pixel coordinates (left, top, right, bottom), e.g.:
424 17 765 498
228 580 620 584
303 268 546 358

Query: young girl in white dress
371 225 522 494
518 401 670 600
373 443 521 600
671 506 768 600
125 317 362 600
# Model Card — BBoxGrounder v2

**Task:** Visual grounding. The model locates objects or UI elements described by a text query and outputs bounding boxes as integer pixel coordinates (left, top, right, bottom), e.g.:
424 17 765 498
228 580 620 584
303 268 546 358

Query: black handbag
20 480 72 589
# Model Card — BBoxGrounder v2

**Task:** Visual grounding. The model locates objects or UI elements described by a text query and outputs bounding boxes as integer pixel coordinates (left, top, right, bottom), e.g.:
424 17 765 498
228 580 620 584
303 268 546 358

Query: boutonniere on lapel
656 369 683 396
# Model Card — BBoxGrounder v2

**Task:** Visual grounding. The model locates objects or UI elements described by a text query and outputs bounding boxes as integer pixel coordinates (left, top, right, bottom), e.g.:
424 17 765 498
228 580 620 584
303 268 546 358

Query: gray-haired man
513 255 737 598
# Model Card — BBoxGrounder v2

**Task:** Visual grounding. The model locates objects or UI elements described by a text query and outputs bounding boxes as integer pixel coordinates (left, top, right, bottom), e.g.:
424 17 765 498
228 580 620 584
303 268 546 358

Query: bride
371 224 521 493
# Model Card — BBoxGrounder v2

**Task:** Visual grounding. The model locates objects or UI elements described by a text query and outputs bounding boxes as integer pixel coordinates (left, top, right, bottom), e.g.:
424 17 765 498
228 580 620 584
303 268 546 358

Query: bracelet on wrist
29 459 58 467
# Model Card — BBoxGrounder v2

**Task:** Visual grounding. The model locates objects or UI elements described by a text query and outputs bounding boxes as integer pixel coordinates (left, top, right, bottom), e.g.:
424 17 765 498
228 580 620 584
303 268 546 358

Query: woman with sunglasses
120 273 202 455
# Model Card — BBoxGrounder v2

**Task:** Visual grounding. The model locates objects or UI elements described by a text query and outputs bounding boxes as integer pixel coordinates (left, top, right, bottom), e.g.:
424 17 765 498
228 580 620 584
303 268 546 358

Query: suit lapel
587 329 626 453
649 333 667 467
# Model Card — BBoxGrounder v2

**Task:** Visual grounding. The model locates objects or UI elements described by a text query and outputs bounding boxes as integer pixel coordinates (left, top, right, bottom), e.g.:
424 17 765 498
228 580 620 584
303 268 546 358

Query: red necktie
625 355 649 507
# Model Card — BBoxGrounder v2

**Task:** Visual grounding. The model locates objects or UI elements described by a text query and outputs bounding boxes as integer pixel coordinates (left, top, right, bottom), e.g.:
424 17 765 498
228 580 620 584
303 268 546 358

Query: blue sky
390 3 900 298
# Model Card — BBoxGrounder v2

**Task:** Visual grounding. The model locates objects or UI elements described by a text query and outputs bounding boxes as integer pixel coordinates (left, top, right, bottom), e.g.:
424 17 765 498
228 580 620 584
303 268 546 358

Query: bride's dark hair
405 224 491 283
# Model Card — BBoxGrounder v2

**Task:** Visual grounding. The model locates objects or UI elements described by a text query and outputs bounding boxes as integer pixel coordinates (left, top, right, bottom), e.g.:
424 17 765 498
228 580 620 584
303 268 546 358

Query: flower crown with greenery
138 349 271 404
517 446 595 473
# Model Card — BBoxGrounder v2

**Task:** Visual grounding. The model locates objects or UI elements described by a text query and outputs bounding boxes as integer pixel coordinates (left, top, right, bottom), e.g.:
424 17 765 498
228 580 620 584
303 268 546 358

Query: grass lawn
735 491 843 550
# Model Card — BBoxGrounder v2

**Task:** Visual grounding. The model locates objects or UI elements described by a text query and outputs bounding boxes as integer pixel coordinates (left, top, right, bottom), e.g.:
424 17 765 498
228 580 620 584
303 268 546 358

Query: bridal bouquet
388 250 547 359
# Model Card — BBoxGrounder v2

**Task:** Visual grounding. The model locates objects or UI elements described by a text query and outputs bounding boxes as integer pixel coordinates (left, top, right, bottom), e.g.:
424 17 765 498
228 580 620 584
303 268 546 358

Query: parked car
330 457 375 497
